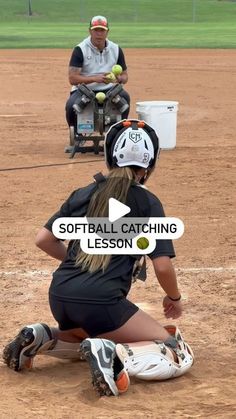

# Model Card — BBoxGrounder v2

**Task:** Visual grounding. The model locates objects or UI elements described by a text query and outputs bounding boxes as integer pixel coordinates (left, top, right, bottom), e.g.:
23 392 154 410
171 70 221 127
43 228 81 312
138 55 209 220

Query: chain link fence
11 0 235 24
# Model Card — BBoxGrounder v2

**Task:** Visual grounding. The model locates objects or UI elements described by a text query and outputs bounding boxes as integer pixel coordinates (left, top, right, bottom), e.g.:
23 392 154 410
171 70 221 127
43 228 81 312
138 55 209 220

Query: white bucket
136 101 179 149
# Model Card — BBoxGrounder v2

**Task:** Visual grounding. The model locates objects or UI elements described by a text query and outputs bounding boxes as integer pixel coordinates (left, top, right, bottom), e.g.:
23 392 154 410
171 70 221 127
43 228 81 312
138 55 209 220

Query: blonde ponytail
75 167 137 272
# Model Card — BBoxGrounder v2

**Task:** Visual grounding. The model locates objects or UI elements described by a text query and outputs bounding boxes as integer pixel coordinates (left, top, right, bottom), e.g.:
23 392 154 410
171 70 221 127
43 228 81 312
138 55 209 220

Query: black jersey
45 182 175 304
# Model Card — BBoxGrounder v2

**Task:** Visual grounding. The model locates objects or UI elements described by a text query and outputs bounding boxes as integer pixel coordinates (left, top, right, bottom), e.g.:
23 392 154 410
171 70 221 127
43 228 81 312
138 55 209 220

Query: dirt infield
0 49 235 418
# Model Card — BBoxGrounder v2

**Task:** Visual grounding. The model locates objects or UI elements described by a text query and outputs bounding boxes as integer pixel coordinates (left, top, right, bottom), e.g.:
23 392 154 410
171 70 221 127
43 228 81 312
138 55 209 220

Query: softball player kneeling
3 120 194 396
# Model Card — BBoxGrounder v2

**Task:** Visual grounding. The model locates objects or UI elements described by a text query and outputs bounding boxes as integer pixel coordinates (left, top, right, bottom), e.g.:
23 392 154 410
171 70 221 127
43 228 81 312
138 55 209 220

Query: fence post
192 0 196 23
28 0 33 17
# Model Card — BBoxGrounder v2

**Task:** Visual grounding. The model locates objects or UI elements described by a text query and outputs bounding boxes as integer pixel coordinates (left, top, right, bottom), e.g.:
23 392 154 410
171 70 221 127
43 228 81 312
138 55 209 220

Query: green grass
0 0 235 48
0 22 235 48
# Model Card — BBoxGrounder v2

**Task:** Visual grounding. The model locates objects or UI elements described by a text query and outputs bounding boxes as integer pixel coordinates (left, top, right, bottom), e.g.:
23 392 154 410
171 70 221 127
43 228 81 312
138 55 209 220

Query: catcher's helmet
104 119 159 170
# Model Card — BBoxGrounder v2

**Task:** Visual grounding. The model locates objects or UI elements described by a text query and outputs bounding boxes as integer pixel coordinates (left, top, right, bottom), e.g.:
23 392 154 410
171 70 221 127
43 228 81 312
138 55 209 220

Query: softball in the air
136 237 149 250
95 92 106 103
105 72 117 83
112 64 123 76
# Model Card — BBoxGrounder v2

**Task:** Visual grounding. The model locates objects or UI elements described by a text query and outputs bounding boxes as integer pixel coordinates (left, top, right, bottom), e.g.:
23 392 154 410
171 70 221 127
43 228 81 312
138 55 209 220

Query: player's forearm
69 74 93 85
153 257 181 299
69 70 98 86
36 239 67 261
35 228 67 261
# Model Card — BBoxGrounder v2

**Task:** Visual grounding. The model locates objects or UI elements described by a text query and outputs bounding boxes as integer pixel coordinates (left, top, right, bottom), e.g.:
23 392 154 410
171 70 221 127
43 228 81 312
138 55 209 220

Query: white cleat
3 323 53 371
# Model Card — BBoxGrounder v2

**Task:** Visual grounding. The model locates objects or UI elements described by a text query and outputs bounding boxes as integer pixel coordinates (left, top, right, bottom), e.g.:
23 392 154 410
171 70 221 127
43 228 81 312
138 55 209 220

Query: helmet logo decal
129 131 142 143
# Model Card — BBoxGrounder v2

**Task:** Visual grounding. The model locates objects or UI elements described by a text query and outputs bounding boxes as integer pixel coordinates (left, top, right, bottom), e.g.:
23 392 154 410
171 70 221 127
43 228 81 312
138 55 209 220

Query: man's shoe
80 338 129 396
64 145 74 153
3 323 53 371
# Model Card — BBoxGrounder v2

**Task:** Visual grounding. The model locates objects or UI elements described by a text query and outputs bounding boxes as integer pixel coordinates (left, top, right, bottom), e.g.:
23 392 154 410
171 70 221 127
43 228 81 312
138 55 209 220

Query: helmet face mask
105 119 160 174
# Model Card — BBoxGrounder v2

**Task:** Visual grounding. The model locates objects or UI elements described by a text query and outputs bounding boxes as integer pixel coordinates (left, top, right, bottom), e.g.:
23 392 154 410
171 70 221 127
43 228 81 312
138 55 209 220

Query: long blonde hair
75 167 138 272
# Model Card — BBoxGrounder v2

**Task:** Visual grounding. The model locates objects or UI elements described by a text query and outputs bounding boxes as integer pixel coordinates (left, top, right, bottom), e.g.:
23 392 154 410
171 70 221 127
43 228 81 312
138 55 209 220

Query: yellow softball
136 237 149 250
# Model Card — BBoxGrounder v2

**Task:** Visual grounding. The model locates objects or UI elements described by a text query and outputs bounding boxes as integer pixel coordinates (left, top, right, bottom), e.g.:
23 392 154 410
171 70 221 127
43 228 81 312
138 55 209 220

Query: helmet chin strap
141 151 160 184
139 168 151 184
136 168 148 184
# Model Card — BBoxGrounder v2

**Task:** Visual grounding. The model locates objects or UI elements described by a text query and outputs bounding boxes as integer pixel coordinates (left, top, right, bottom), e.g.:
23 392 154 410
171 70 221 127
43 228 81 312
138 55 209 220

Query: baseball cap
90 15 109 31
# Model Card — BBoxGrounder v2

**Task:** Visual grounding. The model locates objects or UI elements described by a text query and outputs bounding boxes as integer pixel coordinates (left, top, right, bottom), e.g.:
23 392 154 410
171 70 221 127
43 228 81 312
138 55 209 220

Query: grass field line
0 267 236 277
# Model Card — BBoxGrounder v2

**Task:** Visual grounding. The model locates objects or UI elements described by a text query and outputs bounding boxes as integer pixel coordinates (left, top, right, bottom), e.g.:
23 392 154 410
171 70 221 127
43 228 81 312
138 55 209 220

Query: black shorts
49 293 139 337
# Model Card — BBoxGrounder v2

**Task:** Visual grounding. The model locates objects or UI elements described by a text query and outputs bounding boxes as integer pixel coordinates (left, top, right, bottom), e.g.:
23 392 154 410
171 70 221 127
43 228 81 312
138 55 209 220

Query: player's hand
116 75 123 84
162 295 183 319
93 74 108 83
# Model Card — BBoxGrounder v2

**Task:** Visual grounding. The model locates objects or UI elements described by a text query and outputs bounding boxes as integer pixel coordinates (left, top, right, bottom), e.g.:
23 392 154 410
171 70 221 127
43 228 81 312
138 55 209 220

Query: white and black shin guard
115 327 194 381
38 339 85 361
32 326 85 360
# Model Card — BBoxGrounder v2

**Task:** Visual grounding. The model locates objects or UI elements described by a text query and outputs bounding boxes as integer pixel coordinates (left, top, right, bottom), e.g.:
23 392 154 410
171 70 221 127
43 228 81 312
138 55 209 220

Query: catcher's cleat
3 323 53 371
80 338 129 397
113 357 130 393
